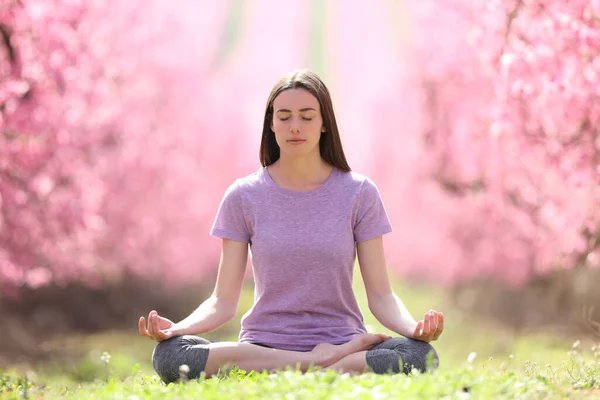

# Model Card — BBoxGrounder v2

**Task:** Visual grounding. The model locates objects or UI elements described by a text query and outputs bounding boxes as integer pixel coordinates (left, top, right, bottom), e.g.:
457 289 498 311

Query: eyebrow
275 108 317 113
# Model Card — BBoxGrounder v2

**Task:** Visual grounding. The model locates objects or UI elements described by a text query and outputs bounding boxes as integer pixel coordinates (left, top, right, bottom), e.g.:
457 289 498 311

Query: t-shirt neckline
262 166 338 197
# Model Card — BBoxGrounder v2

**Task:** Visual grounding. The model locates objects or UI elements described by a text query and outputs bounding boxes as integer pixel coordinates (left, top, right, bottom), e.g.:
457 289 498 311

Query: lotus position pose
139 69 444 383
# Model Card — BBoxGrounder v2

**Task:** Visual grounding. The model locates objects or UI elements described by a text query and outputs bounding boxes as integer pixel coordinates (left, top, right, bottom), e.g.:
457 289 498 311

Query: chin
282 143 319 154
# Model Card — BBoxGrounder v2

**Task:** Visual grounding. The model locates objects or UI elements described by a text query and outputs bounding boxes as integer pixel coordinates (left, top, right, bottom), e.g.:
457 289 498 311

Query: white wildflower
100 351 111 364
179 364 190 380
467 352 477 364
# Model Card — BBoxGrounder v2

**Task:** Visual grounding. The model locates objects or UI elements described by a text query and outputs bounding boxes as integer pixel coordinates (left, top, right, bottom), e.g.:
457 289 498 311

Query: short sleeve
353 178 393 242
210 181 251 243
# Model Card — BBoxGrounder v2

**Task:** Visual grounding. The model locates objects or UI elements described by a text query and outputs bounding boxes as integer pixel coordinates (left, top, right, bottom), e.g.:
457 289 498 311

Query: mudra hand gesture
138 310 181 342
411 310 444 343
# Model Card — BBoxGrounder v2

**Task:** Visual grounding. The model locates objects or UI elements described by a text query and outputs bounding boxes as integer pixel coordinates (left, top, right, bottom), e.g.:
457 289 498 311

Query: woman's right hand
138 310 181 342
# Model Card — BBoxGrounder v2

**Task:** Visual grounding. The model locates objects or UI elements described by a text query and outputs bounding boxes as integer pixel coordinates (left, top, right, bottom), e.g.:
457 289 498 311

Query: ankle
309 343 346 368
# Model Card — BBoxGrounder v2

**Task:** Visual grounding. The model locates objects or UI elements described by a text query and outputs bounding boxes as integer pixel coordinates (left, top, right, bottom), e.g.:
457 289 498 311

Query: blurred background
1 0 599 382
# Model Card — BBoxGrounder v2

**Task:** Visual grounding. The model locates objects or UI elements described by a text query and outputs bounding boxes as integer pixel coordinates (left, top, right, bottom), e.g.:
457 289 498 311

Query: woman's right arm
139 238 248 340
174 238 248 334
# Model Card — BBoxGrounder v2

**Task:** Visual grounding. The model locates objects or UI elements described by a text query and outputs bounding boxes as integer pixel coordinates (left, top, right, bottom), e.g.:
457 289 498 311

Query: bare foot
310 333 390 367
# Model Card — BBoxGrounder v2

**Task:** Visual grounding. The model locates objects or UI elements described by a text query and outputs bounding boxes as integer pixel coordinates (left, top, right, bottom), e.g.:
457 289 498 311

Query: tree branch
497 0 525 62
0 23 16 64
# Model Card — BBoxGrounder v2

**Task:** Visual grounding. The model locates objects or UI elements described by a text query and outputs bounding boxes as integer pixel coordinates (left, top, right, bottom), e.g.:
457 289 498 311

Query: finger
432 313 444 340
430 311 440 339
422 313 431 335
429 311 438 332
152 313 167 340
146 313 155 337
146 311 156 333
150 311 161 335
138 317 151 338
152 313 162 338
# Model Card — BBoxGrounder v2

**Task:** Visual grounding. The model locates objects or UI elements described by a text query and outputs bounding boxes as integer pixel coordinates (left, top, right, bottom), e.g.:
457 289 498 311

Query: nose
290 119 301 134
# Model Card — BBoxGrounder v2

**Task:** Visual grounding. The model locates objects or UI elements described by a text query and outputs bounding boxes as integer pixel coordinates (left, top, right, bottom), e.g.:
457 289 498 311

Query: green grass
1 272 599 399
1 350 598 399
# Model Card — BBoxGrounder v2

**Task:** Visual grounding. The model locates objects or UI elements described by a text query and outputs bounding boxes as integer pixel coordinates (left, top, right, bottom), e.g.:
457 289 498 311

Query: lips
287 139 306 143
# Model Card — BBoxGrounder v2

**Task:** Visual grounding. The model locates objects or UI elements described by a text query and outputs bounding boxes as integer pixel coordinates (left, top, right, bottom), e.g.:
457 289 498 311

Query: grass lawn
1 273 599 399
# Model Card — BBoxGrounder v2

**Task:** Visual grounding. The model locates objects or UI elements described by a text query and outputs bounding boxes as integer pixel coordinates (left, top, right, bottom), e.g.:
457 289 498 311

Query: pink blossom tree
0 0 251 293
384 0 600 285
1 0 121 291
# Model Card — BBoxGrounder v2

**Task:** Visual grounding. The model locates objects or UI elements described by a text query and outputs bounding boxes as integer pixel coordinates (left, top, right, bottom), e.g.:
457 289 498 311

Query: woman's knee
393 338 439 373
367 337 439 374
152 336 186 383
151 335 211 384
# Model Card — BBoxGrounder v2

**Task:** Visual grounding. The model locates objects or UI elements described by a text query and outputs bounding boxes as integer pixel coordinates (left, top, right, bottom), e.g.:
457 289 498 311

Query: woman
139 69 444 383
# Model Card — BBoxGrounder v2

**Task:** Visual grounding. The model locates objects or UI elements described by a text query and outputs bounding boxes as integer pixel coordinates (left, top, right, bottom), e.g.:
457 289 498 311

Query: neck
270 152 333 188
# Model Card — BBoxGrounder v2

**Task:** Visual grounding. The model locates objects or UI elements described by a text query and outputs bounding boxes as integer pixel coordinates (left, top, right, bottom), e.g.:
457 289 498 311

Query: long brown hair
259 69 351 171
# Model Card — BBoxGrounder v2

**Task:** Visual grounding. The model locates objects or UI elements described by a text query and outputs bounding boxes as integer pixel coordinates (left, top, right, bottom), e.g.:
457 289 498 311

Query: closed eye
279 117 313 121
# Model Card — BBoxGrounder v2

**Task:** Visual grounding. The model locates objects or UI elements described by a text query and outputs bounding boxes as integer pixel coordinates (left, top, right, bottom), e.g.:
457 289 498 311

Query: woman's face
271 88 325 159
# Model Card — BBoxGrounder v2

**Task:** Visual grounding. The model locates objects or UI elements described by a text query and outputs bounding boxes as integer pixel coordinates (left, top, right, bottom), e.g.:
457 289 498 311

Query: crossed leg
326 337 439 374
152 333 389 383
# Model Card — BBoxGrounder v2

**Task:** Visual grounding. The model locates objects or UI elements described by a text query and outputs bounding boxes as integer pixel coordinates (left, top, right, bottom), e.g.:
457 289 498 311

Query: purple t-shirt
210 166 392 351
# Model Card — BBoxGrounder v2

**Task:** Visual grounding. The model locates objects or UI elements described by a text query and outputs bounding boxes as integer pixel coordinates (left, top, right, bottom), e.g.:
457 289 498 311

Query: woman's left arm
357 237 444 343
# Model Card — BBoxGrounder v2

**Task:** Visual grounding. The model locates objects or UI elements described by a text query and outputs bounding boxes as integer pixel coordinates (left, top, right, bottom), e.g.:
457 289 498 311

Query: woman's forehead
273 88 319 110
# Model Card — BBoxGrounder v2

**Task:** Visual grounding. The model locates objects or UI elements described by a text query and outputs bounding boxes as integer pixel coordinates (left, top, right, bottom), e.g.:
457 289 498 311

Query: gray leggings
152 336 439 383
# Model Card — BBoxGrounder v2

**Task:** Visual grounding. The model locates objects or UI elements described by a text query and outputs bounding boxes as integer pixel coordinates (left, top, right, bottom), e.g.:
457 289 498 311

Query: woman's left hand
411 310 444 343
